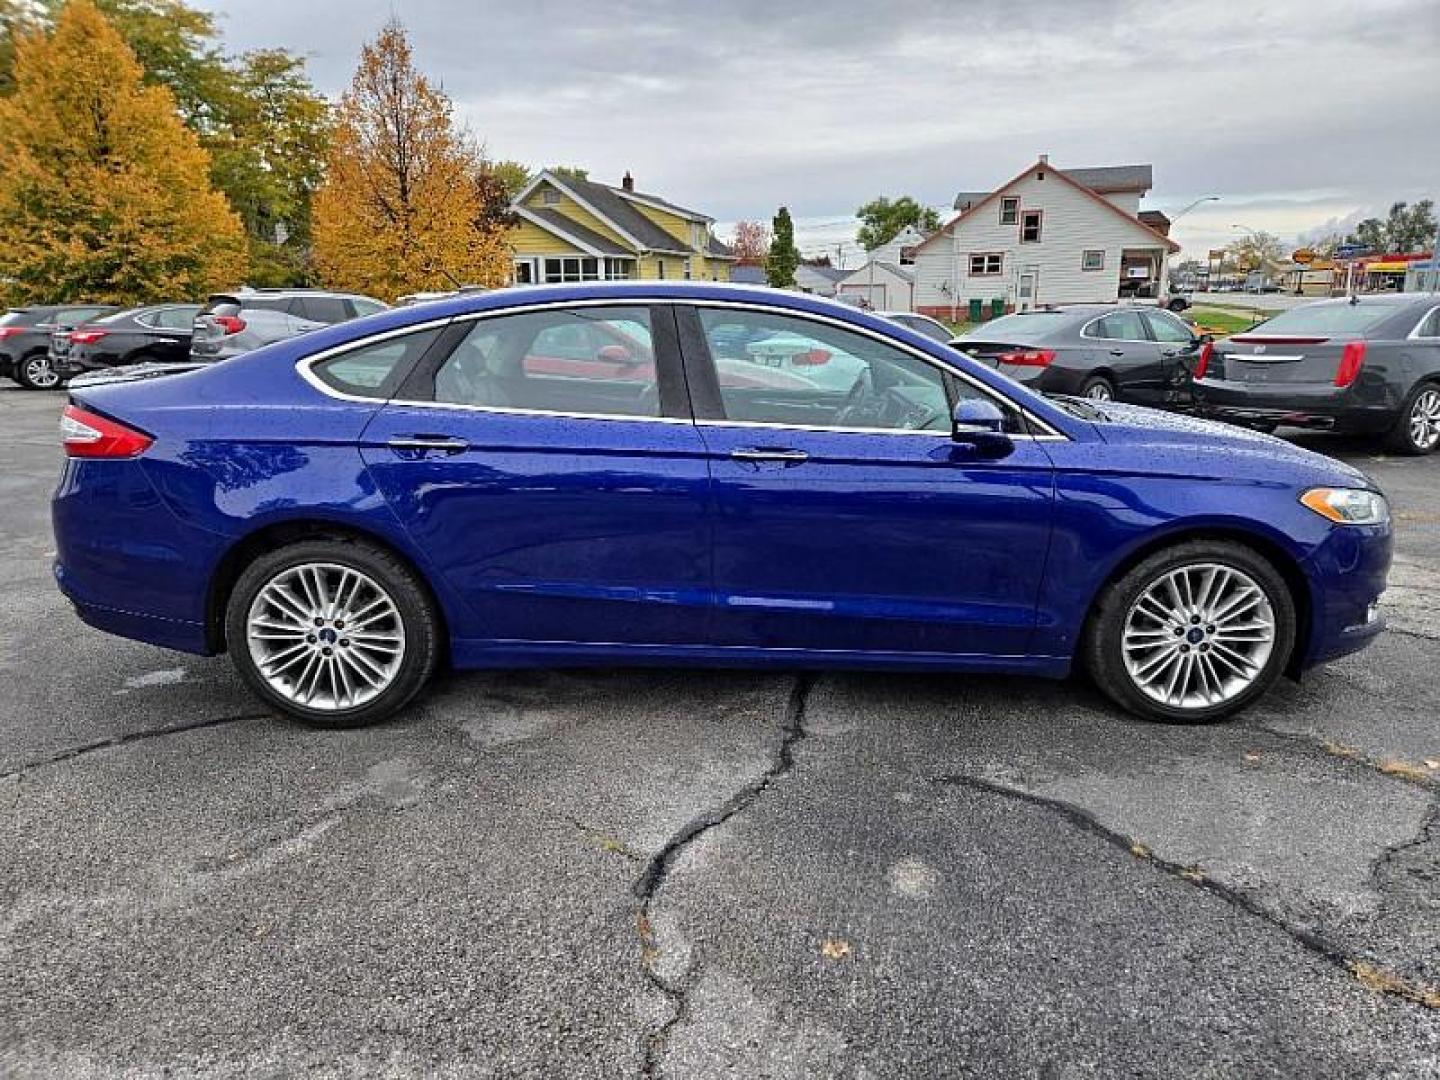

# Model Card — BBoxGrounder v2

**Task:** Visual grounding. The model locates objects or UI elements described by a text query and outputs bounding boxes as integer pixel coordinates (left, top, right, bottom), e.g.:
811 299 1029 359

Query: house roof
797 264 849 283
519 206 632 256
952 191 990 210
922 159 1180 256
952 164 1153 209
841 260 915 284
706 234 735 259
558 174 693 253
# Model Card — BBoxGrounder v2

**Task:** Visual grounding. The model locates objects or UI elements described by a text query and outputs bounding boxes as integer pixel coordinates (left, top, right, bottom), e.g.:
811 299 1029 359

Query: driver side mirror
951 398 1014 457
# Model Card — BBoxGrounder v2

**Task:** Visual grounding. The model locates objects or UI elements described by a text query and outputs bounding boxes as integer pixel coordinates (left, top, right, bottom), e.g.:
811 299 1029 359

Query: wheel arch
204 519 450 656
1081 524 1314 679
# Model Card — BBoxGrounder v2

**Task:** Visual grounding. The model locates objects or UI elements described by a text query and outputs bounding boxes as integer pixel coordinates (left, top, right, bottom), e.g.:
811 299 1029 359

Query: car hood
1069 399 1375 490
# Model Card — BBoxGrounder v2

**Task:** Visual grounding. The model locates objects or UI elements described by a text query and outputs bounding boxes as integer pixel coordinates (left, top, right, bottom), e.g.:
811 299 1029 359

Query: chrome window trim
295 296 1068 439
1406 304 1440 341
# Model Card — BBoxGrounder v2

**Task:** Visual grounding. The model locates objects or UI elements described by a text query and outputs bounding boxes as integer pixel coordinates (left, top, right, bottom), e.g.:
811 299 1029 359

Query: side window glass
1101 311 1147 341
351 299 386 317
159 307 196 330
432 307 659 418
312 328 439 399
1146 312 1194 344
696 309 959 433
300 297 350 323
1417 308 1440 338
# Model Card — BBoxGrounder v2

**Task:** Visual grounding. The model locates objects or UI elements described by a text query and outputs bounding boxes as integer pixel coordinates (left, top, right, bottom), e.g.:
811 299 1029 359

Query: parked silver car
190 289 388 362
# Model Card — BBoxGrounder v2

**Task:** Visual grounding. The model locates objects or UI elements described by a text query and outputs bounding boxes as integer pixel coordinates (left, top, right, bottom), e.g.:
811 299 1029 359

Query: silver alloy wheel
246 562 406 711
1084 381 1113 401
24 354 59 389
1408 387 1440 451
1121 562 1276 711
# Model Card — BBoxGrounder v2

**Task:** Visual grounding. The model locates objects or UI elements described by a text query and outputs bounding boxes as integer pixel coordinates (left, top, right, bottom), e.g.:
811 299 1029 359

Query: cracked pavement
1 387 1437 1077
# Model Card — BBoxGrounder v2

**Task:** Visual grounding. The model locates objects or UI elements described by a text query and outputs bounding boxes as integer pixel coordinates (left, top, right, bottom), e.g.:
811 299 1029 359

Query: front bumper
1300 520 1393 669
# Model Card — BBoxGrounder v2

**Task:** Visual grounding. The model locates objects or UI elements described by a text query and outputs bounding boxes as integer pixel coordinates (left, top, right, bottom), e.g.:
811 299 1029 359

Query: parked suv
0 304 119 389
191 289 388 362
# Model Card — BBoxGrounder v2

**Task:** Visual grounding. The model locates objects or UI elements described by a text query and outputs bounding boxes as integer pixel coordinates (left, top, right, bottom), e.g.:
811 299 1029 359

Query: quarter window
969 253 1003 276
1413 307 1440 338
1020 210 1043 243
999 197 1020 226
1082 250 1105 271
696 308 996 433
431 307 659 418
313 328 440 398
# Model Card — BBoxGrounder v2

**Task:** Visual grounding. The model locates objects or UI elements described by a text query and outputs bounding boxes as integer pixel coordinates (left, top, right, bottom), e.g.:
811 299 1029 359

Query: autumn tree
766 207 800 288
856 195 940 251
1347 200 1437 254
1223 230 1286 273
0 0 245 303
312 21 509 300
729 219 769 265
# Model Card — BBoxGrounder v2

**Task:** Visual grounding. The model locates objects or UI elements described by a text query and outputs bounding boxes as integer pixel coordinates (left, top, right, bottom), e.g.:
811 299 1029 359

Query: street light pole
1169 195 1220 222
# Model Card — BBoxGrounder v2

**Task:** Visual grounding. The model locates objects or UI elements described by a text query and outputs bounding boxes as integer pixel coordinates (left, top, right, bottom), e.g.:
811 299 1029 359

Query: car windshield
967 312 1072 339
1247 303 1396 336
0 311 28 326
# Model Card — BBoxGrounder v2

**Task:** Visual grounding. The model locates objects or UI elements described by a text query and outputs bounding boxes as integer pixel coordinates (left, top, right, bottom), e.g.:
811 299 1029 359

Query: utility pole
1431 219 1440 293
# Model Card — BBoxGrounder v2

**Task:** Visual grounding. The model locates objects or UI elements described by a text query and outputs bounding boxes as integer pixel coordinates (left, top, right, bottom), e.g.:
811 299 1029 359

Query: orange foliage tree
0 0 246 304
312 21 510 300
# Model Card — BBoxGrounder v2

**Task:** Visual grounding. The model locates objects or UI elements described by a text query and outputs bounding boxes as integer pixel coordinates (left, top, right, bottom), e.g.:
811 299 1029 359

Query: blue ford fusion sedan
53 283 1392 728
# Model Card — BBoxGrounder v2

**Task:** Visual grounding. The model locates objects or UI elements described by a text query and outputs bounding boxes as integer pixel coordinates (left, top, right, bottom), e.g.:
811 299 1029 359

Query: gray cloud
199 0 1440 255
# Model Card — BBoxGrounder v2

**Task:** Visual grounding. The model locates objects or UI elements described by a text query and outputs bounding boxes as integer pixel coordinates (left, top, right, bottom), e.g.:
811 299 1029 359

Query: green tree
0 0 245 303
1347 200 1437 254
765 206 799 288
549 164 589 182
1224 231 1286 273
474 159 520 235
856 195 940 251
489 159 530 201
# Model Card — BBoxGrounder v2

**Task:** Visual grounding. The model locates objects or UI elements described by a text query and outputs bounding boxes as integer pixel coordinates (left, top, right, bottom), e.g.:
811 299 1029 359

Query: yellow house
508 170 734 284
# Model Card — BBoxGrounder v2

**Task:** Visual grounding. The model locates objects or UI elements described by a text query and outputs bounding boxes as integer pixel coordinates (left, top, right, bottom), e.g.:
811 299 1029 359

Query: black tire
15 349 60 391
1082 539 1297 724
225 538 441 728
1079 375 1116 402
1382 381 1440 456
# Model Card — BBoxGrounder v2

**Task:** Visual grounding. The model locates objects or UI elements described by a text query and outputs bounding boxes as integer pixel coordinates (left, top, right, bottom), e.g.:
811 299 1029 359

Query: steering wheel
833 368 875 427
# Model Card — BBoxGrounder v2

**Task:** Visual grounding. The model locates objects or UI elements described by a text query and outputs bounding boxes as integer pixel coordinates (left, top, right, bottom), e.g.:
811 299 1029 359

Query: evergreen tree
766 206 799 288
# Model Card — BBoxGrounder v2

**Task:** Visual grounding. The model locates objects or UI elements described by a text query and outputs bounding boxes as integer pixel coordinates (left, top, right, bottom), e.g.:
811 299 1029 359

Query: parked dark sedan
52 304 202 382
1191 294 1440 455
0 303 119 389
954 305 1206 405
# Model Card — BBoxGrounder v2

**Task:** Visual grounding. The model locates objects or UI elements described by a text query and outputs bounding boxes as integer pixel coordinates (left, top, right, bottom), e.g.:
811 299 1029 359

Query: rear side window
973 312 1069 339
350 299 387 317
59 307 110 324
0 311 32 327
311 328 440 399
1250 303 1396 336
154 306 200 330
296 296 351 323
1415 307 1440 338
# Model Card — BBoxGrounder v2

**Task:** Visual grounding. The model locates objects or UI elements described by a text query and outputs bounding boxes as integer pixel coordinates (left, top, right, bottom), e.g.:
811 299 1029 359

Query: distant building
793 264 849 297
508 170 734 284
909 158 1179 317
836 261 915 311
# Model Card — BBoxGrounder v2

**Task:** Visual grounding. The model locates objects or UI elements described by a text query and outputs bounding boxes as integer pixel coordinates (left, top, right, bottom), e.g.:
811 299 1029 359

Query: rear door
1082 310 1166 403
358 303 712 648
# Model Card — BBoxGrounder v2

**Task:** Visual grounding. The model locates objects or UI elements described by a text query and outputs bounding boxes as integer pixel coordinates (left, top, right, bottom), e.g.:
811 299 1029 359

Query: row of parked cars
0 288 387 391
5 285 1439 455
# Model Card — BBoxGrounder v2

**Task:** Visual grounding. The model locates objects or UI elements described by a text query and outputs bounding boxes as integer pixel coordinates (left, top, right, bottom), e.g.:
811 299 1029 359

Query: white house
910 158 1180 319
793 264 849 297
867 224 928 266
835 261 915 310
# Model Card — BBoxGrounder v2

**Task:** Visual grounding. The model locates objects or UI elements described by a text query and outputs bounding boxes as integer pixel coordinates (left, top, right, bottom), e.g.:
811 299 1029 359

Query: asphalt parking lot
1 383 1437 1077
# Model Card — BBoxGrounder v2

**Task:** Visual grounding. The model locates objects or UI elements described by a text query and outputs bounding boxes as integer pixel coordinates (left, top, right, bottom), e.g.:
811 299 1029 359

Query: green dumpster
991 298 1006 318
967 298 984 322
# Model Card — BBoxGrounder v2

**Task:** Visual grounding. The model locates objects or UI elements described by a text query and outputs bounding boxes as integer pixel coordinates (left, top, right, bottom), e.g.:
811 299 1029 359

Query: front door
1141 309 1206 405
357 304 712 648
1018 271 1037 312
681 304 1056 659
1082 309 1166 403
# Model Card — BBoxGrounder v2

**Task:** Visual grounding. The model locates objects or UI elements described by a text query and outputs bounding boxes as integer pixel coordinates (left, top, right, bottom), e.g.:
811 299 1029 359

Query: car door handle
1108 349 1126 357
387 435 469 455
730 447 809 464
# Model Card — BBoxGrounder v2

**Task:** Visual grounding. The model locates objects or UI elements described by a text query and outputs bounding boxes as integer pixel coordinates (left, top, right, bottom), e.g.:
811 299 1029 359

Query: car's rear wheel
16 350 60 390
1384 382 1440 456
1080 375 1115 402
1083 539 1296 723
225 539 440 727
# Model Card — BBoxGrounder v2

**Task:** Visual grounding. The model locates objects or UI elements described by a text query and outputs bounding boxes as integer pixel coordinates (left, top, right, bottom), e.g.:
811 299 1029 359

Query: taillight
1193 341 1214 380
0 327 23 340
213 315 246 335
997 349 1056 367
791 348 831 366
60 404 152 458
68 329 108 345
1334 341 1367 388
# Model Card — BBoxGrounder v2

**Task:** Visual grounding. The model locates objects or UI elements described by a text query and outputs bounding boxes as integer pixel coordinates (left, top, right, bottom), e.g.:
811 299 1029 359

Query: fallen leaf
820 938 852 961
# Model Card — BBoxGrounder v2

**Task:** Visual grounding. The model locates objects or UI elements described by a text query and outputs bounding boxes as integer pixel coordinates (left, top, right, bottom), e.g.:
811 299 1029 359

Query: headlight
1300 487 1389 525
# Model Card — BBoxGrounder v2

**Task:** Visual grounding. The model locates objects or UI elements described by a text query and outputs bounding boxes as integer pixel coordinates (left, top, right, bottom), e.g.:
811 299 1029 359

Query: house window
999 197 1020 226
513 259 536 284
1021 210 1043 243
692 223 707 250
542 256 602 283
969 253 1003 276
603 258 633 280
656 260 665 280
899 245 917 265
542 187 561 206
1081 250 1105 272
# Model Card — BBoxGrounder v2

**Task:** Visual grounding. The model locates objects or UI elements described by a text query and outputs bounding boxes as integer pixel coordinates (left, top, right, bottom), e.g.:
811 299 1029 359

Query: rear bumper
1192 379 1396 434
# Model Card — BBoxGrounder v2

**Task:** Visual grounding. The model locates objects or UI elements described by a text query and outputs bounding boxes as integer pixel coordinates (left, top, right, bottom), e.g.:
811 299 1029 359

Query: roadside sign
1335 244 1371 259
1292 248 1316 264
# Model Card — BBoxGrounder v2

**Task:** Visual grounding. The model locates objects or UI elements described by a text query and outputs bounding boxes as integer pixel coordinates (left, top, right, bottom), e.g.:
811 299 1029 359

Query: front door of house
1018 271 1037 311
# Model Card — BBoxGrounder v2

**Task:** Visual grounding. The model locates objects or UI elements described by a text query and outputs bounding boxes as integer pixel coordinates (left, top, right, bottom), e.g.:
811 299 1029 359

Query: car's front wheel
1385 382 1440 456
16 350 61 390
1083 540 1296 723
225 539 441 727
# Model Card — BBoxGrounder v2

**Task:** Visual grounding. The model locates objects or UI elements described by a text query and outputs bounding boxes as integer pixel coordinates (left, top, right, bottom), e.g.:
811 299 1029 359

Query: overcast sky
198 0 1440 264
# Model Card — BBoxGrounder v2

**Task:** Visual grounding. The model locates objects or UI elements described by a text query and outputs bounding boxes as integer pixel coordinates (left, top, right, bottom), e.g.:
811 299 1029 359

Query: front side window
1144 311 1195 344
313 328 439 399
1094 311 1148 341
1021 210 1043 243
969 253 1003 276
298 296 351 324
431 306 659 418
697 308 992 433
